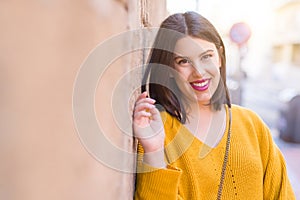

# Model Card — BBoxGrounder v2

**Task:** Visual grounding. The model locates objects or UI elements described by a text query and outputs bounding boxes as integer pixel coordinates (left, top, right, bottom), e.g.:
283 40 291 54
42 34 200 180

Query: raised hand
133 92 166 167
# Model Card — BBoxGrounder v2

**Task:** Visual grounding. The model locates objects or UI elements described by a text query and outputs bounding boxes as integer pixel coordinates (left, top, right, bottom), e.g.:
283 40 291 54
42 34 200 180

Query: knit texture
134 105 295 199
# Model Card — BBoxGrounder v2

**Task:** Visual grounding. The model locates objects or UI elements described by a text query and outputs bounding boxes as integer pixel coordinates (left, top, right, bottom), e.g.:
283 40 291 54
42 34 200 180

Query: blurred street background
0 0 299 199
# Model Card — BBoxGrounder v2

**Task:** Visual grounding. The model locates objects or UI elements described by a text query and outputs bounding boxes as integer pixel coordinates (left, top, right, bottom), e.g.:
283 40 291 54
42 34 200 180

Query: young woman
133 11 295 199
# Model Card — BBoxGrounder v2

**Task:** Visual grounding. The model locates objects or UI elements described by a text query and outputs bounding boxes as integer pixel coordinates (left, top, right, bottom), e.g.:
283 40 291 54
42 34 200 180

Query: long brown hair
141 11 231 123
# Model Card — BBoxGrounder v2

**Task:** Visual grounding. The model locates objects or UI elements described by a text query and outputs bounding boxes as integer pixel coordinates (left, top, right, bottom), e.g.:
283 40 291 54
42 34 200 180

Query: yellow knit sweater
134 105 295 199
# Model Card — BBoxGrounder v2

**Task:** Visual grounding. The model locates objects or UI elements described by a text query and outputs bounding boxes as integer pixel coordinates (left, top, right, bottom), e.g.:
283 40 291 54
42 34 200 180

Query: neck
184 102 226 147
188 101 214 117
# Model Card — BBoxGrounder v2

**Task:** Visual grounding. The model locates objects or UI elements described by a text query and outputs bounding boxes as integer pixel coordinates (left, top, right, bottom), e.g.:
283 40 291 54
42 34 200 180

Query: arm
259 121 295 199
134 144 183 200
133 92 184 199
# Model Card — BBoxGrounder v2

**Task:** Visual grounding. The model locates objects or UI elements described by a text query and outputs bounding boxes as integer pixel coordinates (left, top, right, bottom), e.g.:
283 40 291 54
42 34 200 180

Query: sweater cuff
135 164 182 199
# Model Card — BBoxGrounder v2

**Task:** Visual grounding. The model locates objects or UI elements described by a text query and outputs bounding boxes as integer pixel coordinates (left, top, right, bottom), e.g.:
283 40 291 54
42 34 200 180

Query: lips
190 79 210 91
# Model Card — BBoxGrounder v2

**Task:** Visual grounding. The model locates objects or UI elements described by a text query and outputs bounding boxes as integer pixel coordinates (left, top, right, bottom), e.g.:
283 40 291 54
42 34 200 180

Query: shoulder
230 104 272 143
230 104 264 124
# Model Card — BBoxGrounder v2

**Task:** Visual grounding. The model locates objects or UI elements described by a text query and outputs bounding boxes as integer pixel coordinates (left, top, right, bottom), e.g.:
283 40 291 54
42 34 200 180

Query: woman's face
173 36 222 105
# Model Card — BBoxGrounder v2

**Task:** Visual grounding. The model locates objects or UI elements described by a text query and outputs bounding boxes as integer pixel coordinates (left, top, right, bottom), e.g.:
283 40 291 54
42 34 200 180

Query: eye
201 53 213 61
179 58 189 64
175 57 191 66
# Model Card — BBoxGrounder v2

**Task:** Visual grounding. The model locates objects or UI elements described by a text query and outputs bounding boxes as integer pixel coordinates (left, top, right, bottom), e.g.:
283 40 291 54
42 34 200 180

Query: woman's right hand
133 92 166 167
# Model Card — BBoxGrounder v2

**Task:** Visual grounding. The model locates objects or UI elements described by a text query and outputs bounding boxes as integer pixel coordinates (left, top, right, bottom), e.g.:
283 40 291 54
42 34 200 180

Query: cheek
209 55 222 69
205 62 221 76
173 69 194 92
174 67 190 80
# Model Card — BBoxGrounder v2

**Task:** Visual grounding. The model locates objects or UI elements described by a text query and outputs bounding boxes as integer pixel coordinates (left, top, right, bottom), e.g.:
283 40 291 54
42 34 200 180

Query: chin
196 94 211 104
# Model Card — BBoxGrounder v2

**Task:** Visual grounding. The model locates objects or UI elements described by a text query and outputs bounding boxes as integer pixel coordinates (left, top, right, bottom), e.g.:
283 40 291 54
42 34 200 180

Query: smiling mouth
190 79 210 91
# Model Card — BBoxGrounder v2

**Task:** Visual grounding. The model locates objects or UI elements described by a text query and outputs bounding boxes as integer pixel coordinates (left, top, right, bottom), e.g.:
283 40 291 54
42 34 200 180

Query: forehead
173 36 217 57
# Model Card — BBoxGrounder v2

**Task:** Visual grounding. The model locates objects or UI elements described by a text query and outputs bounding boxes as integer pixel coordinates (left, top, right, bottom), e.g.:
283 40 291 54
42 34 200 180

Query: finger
135 96 156 106
133 110 152 121
135 91 157 104
135 91 148 102
134 102 155 113
147 105 161 121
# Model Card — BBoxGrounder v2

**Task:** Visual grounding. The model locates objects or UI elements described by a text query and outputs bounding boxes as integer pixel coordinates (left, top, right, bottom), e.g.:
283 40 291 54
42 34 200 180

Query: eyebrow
174 49 214 60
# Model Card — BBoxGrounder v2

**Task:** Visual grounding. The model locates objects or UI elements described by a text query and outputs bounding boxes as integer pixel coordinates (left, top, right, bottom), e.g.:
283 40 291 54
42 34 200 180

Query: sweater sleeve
134 143 183 200
134 163 183 200
259 120 296 199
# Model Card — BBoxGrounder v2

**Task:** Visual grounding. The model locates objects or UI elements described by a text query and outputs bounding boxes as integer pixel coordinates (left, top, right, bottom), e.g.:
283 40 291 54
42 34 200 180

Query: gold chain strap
217 108 232 200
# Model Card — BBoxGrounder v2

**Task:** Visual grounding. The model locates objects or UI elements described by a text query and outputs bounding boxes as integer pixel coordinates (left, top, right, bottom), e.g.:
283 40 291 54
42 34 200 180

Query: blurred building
271 0 300 90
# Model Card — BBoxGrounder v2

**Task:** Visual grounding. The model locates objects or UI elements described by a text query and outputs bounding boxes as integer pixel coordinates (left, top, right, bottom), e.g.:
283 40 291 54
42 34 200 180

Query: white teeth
192 80 208 87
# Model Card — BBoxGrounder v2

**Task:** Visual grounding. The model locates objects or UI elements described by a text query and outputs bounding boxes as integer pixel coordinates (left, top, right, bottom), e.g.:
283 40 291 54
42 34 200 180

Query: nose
191 61 206 76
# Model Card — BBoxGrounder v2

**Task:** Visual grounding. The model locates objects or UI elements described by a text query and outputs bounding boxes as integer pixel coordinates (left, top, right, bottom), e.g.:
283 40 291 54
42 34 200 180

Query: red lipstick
190 79 210 91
